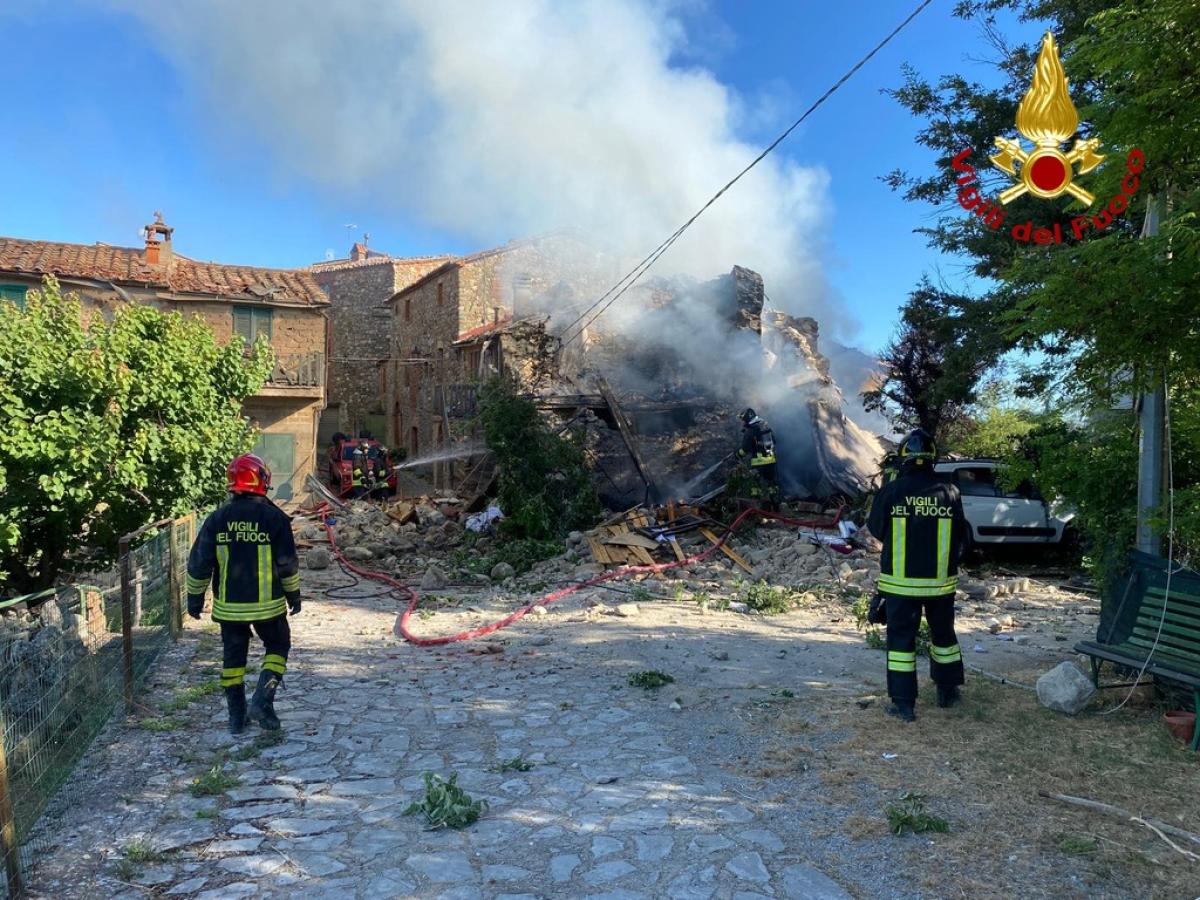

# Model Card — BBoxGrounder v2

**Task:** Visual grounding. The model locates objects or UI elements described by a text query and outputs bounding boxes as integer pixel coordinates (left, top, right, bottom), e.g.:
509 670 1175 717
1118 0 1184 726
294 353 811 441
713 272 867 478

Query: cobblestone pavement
27 568 899 900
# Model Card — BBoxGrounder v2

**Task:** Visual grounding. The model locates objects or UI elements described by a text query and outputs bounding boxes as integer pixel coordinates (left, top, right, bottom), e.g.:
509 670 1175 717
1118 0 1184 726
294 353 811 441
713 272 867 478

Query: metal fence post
167 519 182 640
0 707 24 898
119 535 135 711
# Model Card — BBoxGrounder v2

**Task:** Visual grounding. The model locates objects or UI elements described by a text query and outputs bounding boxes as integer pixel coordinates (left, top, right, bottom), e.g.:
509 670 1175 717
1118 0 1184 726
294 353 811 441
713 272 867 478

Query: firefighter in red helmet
186 454 301 734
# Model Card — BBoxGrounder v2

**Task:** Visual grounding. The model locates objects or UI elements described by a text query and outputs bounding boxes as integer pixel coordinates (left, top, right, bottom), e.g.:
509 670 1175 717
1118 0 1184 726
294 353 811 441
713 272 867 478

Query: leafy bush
851 594 930 655
0 277 271 590
885 792 950 835
404 772 487 829
740 580 800 615
189 764 241 797
477 377 600 540
628 670 674 690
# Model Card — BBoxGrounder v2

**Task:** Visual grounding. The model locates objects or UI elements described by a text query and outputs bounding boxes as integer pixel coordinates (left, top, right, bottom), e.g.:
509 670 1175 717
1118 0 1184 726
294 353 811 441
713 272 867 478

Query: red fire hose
313 505 845 648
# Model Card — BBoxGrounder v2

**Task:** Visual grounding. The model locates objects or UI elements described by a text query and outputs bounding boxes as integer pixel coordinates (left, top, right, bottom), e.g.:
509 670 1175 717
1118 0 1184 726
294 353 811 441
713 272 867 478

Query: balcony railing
441 383 480 417
266 351 324 387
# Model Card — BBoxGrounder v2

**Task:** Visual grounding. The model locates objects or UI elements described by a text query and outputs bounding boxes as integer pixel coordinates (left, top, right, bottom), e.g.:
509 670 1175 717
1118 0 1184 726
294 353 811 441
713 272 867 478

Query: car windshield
957 468 999 497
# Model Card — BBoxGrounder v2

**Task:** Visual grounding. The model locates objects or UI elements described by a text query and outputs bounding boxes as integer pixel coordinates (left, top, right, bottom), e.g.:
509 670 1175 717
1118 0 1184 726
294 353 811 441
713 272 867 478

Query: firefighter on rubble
186 454 301 735
737 408 779 509
866 429 967 722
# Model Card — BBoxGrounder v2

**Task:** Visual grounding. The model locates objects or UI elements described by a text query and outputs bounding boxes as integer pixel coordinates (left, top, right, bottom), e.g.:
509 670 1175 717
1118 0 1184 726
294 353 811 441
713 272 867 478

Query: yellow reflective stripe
937 518 951 581
220 666 246 686
281 573 300 592
257 545 272 606
930 644 962 662
211 598 287 622
887 650 917 672
216 545 229 602
750 455 776 466
186 574 209 594
892 517 906 579
262 654 287 674
878 577 959 597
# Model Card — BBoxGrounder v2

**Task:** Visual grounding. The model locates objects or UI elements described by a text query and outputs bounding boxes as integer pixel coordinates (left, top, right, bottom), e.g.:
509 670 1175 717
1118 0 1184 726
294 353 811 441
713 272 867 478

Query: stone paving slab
24 569 866 899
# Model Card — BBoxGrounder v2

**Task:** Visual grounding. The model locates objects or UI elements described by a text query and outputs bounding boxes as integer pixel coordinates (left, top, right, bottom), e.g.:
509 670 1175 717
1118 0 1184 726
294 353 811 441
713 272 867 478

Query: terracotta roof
309 253 452 273
0 236 328 306
454 316 514 344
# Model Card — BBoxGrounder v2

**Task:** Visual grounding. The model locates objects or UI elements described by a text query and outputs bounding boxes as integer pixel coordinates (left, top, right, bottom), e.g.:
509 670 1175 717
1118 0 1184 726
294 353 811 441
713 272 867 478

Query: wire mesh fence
0 513 197 897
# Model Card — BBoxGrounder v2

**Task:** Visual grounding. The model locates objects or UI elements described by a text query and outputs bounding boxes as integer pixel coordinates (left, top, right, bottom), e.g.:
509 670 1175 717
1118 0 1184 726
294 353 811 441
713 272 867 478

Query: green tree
477 377 600 540
885 0 1200 566
0 278 272 592
862 279 1000 439
942 383 1042 458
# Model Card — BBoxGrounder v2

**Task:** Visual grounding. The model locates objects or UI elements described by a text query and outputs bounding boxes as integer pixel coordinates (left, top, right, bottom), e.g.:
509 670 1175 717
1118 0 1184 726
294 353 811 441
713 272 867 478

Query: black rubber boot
225 684 247 735
937 685 961 708
248 671 281 731
886 701 916 723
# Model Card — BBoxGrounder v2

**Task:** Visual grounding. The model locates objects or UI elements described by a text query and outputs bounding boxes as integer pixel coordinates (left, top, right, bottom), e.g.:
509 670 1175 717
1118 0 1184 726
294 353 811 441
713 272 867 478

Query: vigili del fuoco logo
950 31 1145 244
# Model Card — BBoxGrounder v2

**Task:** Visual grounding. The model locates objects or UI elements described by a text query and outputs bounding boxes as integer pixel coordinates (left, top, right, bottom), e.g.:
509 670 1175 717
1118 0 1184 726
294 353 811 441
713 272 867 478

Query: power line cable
558 0 936 347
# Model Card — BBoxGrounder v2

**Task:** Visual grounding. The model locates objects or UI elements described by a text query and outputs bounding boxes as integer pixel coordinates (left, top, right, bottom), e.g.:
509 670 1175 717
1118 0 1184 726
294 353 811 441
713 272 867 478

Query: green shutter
233 306 272 344
233 307 253 344
252 307 272 342
0 285 28 309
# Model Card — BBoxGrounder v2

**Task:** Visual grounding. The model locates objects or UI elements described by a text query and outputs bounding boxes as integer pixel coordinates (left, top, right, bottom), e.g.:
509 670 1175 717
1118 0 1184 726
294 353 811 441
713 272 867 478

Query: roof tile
0 237 328 306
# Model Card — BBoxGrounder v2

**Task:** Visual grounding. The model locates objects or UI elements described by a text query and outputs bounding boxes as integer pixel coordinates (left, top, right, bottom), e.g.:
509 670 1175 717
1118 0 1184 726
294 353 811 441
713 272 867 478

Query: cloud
102 0 842 327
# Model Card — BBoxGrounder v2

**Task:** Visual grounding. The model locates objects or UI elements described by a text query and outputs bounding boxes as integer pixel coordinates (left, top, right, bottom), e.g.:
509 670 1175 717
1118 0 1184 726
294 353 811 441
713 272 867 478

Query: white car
933 459 1075 547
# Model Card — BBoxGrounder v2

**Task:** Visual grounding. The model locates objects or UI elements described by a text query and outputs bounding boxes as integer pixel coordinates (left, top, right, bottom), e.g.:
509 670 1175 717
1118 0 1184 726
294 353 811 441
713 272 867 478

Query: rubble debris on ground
296 492 1102 660
1036 661 1097 715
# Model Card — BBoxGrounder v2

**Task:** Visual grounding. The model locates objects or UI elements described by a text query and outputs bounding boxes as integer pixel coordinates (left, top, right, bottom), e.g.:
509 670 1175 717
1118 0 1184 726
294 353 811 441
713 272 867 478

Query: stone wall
314 257 449 442
386 235 621 484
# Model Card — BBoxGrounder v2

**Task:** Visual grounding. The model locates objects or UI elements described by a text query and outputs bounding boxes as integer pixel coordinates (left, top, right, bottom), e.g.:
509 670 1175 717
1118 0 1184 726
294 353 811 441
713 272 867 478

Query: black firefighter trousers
220 614 291 689
884 593 964 703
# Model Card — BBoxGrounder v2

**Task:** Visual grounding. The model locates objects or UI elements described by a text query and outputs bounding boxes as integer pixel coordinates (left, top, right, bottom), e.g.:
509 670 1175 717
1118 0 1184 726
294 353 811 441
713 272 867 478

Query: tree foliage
941 384 1041 458
477 377 600 540
884 0 1200 563
0 278 271 592
862 279 1001 439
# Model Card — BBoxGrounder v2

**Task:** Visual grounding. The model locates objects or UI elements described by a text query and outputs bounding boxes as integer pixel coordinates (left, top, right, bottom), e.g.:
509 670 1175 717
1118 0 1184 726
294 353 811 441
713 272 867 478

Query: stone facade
385 234 619 486
0 219 329 499
311 246 451 447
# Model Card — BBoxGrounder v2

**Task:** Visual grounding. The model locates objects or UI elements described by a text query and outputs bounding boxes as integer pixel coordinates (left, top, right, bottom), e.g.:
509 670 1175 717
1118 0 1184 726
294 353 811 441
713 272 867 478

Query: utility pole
1135 195 1164 556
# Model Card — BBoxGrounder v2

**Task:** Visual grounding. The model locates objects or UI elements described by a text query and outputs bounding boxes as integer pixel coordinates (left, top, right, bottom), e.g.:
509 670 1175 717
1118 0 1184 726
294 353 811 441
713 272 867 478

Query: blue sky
0 2 1039 353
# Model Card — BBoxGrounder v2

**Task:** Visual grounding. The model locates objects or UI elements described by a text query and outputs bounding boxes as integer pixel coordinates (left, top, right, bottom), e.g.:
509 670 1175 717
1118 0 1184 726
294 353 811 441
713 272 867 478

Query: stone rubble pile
301 500 1098 649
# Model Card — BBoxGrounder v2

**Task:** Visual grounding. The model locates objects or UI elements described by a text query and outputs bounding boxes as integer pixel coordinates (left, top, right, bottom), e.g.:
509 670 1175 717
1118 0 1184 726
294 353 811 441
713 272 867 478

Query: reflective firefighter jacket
740 418 777 467
867 469 967 597
186 495 301 622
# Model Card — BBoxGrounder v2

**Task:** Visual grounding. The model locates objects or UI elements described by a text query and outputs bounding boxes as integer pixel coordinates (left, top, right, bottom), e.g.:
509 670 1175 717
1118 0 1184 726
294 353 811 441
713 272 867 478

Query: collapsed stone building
381 232 884 506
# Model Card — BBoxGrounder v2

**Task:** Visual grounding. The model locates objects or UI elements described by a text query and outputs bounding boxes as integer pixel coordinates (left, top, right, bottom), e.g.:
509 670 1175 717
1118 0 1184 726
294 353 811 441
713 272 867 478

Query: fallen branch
965 664 1035 691
1039 791 1200 860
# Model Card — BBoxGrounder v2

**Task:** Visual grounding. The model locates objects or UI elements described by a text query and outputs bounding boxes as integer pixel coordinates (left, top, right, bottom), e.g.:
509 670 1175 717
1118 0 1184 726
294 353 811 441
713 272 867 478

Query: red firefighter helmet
227 454 271 496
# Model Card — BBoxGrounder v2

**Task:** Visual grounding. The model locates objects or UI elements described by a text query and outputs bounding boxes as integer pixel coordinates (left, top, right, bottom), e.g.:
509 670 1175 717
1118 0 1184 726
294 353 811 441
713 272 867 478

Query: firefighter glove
187 594 204 620
287 594 302 616
866 592 887 626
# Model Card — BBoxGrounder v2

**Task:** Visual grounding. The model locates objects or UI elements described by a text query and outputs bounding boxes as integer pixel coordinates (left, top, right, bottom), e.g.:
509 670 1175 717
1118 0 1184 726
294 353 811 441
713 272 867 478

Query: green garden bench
1076 582 1200 751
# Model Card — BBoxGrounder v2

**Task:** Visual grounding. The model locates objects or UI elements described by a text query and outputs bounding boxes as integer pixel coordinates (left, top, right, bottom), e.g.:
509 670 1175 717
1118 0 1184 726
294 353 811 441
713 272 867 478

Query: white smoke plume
100 0 839 326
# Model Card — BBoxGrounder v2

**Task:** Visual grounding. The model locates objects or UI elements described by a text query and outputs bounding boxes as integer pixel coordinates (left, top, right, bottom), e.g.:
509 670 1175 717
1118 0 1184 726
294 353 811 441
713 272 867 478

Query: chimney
143 211 174 267
350 242 367 262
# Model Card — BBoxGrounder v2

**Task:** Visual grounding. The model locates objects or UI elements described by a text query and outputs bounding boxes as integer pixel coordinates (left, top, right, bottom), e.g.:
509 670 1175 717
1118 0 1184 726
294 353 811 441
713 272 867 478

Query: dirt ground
392 544 1200 899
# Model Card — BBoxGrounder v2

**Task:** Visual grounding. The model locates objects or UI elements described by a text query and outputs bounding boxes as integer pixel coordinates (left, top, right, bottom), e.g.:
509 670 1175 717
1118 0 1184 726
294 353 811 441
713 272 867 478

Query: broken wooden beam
596 377 660 504
699 527 754 574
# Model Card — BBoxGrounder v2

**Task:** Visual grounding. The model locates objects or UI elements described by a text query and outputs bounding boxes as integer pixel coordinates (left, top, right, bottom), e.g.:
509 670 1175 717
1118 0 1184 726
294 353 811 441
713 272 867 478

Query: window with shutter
233 306 272 345
0 285 28 309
